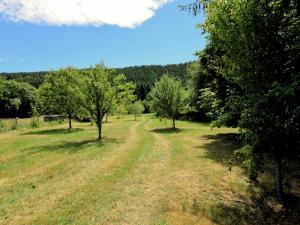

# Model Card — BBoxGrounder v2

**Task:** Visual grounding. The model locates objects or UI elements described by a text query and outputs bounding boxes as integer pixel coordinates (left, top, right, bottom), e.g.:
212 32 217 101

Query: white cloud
0 0 172 28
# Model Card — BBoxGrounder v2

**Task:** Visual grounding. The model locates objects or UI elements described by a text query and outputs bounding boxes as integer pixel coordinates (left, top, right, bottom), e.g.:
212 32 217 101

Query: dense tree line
115 63 189 99
0 63 190 101
0 71 47 88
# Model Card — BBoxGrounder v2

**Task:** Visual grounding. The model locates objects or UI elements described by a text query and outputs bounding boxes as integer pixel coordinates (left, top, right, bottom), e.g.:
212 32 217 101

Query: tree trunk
135 114 137 121
106 113 108 123
98 120 102 140
68 113 72 130
275 157 283 202
96 113 102 141
172 117 176 129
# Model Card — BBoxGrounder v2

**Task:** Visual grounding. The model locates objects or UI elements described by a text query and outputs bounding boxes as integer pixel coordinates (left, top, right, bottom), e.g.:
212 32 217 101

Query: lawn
0 115 263 225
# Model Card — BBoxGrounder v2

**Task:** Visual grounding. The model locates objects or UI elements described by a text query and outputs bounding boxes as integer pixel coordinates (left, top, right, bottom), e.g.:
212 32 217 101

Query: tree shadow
204 196 300 225
22 137 122 154
22 128 84 135
151 128 185 134
205 202 256 225
193 133 241 165
194 133 300 224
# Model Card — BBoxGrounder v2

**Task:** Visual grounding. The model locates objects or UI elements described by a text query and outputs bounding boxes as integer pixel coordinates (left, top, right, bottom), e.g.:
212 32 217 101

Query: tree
198 87 221 120
128 101 145 120
38 67 82 129
148 75 189 129
0 80 37 118
202 0 300 202
81 64 116 140
107 73 136 121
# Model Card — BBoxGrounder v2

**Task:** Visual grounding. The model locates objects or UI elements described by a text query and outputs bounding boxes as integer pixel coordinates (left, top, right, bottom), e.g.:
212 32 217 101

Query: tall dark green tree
201 0 300 202
0 80 37 118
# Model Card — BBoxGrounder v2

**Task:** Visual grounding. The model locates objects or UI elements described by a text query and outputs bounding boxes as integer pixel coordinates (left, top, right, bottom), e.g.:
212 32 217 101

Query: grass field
0 115 286 225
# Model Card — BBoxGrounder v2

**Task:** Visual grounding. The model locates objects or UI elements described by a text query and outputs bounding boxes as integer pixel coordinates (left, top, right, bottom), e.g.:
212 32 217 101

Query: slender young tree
81 64 116 140
148 75 189 129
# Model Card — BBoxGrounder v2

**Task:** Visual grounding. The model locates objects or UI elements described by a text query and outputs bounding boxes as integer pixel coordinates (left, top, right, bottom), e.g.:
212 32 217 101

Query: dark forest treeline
0 71 47 88
116 63 189 99
0 62 190 99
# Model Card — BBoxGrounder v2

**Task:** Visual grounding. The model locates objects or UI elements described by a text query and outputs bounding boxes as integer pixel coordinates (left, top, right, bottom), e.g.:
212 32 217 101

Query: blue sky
0 0 206 72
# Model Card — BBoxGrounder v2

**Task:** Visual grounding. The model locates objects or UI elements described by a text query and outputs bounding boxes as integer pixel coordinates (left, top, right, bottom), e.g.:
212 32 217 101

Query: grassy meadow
0 115 284 225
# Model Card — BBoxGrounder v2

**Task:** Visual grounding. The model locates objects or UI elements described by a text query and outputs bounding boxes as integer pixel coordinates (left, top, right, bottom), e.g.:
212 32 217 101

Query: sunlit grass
0 115 254 225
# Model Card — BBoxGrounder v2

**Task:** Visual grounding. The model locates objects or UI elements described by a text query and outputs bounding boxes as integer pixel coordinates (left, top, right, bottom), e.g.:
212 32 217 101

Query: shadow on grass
151 128 185 134
193 133 241 165
203 197 300 225
193 133 300 224
22 128 84 135
23 137 122 154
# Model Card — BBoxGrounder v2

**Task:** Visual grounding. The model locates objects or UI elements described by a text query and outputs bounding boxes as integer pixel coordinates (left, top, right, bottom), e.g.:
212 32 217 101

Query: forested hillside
0 62 190 100
116 63 189 99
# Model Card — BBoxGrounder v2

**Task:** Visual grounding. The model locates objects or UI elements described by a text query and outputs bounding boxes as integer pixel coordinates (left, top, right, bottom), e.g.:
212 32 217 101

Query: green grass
0 115 277 225
0 117 62 133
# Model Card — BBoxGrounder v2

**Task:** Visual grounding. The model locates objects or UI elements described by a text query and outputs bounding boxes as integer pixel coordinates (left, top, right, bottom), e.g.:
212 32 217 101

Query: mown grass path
0 115 250 225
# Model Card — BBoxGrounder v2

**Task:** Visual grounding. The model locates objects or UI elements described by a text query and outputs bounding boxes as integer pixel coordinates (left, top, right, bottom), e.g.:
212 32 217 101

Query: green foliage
201 0 300 201
113 73 137 115
0 71 47 88
0 79 37 118
1 63 190 101
198 87 221 120
128 101 145 120
148 75 189 128
115 104 128 119
39 67 82 114
81 64 116 140
116 63 190 99
38 67 83 129
186 46 236 121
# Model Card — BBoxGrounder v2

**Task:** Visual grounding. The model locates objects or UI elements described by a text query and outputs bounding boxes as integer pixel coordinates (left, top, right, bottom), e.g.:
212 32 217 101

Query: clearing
0 115 263 225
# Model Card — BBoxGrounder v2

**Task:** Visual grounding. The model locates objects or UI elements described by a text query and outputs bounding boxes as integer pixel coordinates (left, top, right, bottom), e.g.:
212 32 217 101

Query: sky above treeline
0 0 206 72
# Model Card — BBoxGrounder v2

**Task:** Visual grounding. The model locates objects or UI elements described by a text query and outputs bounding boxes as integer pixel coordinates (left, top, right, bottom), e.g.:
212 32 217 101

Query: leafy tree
81 64 116 140
38 67 82 129
108 73 136 121
202 0 300 202
148 75 189 129
128 101 145 120
0 80 37 118
198 87 221 120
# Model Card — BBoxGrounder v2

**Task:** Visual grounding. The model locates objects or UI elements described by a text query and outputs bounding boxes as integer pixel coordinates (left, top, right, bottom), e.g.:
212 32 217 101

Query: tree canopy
148 75 189 129
0 79 37 118
194 0 300 202
38 67 83 129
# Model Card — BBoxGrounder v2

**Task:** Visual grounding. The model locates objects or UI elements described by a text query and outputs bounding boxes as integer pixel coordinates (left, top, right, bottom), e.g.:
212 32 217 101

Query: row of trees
0 65 146 140
0 63 190 101
186 0 300 202
0 65 189 134
39 65 143 140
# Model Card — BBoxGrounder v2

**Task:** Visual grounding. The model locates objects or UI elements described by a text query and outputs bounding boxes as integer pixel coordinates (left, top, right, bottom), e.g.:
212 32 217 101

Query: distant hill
0 62 191 99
